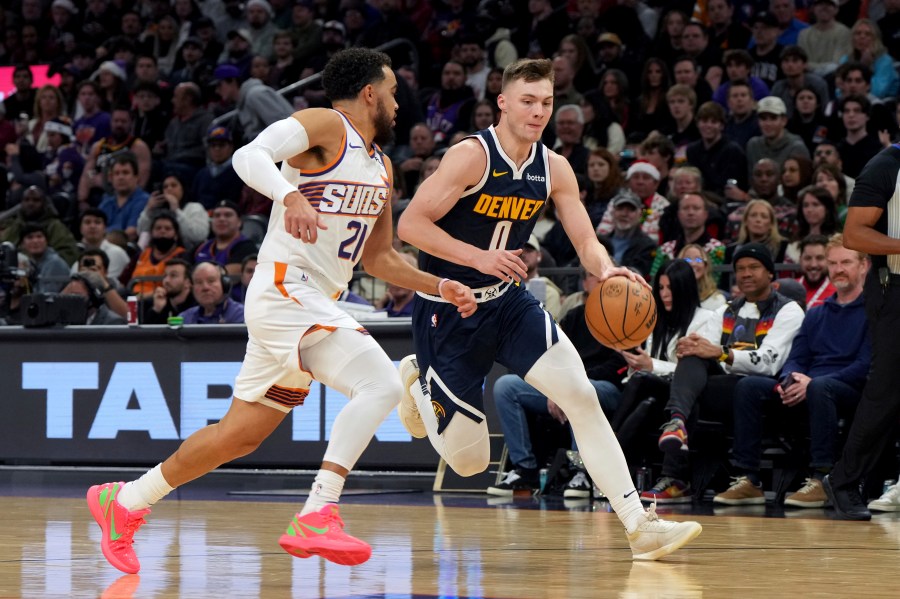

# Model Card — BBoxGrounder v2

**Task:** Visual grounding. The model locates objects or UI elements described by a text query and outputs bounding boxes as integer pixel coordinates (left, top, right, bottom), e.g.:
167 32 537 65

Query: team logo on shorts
431 313 438 328
300 272 309 282
431 400 446 418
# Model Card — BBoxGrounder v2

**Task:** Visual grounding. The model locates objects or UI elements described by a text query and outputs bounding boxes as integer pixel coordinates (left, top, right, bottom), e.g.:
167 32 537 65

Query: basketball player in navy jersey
397 58 702 560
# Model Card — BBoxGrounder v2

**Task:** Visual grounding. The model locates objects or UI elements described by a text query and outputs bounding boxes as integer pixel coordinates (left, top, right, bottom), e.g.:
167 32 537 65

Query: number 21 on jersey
338 220 369 261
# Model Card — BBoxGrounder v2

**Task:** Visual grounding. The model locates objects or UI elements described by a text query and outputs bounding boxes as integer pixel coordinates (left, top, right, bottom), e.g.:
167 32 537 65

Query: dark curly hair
323 48 392 102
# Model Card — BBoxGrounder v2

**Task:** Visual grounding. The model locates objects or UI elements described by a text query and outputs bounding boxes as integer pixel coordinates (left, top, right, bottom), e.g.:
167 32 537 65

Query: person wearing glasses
678 243 727 310
649 191 726 279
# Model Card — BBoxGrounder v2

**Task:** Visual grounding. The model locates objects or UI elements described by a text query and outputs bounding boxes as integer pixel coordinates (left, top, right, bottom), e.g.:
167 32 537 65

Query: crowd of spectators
2 0 900 507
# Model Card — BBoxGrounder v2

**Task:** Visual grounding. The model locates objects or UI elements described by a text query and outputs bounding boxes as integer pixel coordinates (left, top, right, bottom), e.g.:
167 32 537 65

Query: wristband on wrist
718 345 730 363
437 278 450 296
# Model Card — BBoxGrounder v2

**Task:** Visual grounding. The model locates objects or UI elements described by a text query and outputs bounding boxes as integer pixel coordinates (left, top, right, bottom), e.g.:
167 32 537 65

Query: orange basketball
584 275 657 350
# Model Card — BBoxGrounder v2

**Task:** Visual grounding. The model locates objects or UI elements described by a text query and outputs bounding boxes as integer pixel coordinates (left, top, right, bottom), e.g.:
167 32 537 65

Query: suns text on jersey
473 193 544 221
318 183 388 216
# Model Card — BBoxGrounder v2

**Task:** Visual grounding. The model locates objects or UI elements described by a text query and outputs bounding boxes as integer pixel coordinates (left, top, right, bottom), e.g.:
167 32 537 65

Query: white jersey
257 110 390 298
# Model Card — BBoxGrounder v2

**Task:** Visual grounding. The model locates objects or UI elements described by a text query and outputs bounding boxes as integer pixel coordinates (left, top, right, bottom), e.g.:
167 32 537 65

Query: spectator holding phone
74 248 129 319
136 174 209 252
715 234 870 507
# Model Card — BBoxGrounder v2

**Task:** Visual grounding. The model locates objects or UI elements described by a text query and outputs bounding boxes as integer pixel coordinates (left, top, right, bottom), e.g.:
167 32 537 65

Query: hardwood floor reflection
1 494 899 598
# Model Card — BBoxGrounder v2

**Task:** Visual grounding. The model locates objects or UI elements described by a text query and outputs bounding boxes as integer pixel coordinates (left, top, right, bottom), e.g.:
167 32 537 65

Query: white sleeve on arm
232 117 310 203
729 302 805 376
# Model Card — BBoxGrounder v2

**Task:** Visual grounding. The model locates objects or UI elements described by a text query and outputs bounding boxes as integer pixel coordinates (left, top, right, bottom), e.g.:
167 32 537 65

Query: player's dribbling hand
439 279 477 318
473 248 527 283
598 264 651 289
284 191 327 243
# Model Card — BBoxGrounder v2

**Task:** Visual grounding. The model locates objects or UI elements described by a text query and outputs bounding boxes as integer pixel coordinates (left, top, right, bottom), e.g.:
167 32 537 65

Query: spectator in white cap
746 95 810 176
596 159 670 244
246 0 278 59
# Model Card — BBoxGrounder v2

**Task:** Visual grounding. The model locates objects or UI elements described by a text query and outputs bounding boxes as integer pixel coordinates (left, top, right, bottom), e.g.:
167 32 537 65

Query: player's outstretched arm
397 140 527 282
233 110 341 243
361 158 477 317
549 152 648 287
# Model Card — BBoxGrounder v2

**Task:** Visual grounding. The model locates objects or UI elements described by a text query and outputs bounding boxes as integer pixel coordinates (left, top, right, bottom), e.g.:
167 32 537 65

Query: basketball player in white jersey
397 58 702 560
86 48 476 574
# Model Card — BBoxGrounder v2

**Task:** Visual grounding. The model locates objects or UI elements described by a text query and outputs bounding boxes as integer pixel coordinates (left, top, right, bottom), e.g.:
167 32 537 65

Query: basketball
584 275 657 350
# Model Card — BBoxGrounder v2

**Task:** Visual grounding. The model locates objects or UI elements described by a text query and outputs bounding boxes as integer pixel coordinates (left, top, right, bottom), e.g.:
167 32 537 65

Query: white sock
522 339 649 534
117 464 174 511
609 493 647 534
300 469 345 516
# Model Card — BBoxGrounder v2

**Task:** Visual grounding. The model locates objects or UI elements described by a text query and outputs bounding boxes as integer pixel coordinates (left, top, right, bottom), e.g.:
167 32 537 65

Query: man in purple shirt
179 261 245 324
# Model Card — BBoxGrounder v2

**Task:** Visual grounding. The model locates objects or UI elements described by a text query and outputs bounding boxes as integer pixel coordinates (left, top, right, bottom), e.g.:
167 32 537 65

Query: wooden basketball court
1 488 898 598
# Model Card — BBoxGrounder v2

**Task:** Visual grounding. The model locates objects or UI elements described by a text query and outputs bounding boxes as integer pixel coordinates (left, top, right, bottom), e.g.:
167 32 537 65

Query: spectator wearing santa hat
596 159 670 245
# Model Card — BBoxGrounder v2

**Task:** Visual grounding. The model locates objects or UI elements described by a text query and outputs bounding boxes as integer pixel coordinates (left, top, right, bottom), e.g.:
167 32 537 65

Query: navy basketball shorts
411 283 559 434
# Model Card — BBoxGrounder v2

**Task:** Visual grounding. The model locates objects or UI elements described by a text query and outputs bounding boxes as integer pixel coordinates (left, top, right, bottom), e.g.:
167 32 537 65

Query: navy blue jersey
418 126 551 288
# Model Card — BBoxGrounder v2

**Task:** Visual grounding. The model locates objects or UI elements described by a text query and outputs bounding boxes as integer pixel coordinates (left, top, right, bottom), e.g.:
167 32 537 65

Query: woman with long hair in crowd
558 33 597 93
27 85 67 153
785 185 841 263
610 259 719 503
633 57 672 137
600 69 630 131
652 9 688 73
483 67 504 107
723 200 788 292
584 148 624 228
678 243 727 310
780 155 814 203
727 199 788 260
813 163 849 224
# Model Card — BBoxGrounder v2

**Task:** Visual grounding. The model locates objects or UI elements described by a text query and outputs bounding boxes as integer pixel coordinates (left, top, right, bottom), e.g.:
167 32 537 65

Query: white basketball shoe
398 355 427 439
627 502 703 560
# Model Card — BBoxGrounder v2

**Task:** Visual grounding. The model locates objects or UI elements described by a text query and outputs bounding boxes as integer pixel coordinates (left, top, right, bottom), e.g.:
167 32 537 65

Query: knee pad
443 415 490 477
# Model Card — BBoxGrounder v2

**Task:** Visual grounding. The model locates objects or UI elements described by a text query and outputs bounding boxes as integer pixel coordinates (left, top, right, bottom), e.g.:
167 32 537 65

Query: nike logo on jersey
492 169 508 177
349 143 363 149
473 193 545 221
318 183 388 216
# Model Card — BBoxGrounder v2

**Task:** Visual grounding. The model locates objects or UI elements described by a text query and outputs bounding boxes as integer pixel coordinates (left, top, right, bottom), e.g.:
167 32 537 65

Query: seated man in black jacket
139 258 197 323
